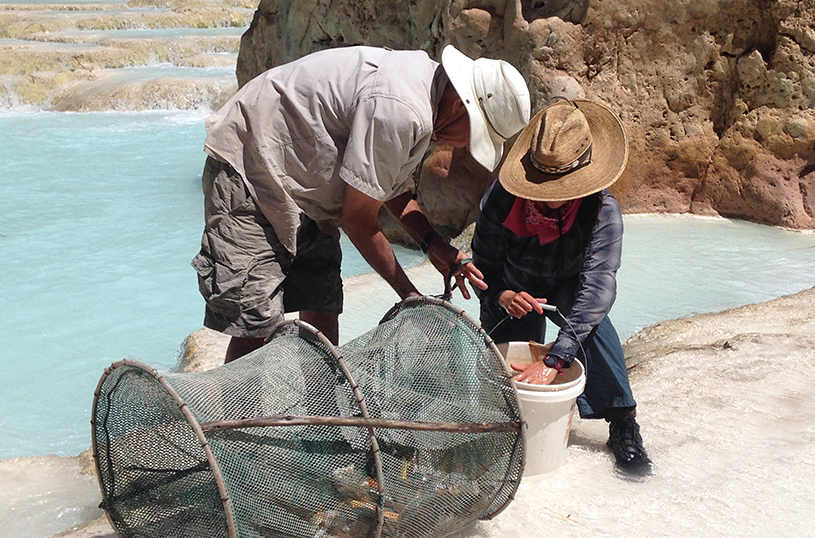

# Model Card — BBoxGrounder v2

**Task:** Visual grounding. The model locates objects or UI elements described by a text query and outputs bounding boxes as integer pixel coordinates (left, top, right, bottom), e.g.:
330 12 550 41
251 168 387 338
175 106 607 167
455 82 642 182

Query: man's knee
300 310 339 345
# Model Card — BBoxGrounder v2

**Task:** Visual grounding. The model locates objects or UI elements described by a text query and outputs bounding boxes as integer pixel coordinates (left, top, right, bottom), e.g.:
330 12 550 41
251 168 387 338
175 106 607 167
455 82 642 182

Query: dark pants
481 303 636 420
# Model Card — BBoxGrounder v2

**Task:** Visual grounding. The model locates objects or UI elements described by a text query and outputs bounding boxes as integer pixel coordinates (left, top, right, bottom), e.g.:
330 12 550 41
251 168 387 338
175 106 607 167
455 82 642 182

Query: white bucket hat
441 45 531 172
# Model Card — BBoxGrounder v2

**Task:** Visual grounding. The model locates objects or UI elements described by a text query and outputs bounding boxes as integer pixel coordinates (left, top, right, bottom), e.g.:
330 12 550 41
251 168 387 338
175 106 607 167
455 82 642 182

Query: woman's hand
498 290 548 318
511 360 558 385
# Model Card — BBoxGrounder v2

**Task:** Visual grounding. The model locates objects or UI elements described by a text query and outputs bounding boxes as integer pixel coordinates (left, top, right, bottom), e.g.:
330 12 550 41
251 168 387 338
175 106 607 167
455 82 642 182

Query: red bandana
502 197 582 245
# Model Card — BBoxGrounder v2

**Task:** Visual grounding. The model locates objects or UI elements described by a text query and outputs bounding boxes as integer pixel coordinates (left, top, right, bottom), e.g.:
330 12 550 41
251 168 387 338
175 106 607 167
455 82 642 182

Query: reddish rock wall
236 0 815 235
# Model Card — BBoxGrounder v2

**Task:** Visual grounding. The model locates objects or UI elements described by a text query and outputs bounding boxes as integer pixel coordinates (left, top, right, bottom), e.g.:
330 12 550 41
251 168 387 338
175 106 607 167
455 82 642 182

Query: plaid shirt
471 180 623 361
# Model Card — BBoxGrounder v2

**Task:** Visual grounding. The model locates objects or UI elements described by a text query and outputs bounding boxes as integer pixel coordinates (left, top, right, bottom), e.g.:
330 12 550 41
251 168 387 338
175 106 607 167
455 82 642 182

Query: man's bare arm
384 191 486 299
338 185 420 300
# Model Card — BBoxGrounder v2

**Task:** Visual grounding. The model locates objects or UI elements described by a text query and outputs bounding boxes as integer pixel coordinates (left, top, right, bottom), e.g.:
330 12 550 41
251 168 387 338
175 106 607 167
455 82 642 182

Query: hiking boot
607 414 651 466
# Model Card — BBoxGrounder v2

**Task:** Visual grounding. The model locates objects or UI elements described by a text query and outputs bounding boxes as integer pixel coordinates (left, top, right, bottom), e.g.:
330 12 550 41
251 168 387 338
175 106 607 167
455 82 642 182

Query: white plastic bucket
496 342 586 476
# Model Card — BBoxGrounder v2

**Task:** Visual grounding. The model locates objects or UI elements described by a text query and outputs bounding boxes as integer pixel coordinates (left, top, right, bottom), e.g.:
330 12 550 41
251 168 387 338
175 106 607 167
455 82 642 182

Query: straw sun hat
499 99 628 202
441 45 531 172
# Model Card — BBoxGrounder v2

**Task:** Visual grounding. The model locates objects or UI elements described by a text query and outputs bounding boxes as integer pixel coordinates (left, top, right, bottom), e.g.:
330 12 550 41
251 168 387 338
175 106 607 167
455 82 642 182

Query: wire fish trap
92 297 526 538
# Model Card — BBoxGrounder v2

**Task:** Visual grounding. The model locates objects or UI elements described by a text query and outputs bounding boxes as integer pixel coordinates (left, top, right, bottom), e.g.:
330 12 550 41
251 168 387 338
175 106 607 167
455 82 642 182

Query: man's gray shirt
204 46 446 254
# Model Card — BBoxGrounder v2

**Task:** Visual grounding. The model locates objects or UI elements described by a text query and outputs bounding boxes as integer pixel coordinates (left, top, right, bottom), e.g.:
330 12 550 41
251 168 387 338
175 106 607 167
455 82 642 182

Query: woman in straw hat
471 99 650 466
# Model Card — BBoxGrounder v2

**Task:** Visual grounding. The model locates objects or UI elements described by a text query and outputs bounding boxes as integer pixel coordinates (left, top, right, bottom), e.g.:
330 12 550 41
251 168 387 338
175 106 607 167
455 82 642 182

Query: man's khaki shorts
191 157 343 339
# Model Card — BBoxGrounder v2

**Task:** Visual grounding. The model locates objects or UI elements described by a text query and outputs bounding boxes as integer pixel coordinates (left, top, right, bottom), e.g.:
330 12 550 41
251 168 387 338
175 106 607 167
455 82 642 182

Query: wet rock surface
18 280 815 538
237 0 815 232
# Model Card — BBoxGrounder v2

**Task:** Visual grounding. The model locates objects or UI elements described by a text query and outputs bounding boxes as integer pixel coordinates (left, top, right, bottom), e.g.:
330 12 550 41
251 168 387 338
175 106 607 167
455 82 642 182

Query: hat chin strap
530 144 593 175
480 96 514 140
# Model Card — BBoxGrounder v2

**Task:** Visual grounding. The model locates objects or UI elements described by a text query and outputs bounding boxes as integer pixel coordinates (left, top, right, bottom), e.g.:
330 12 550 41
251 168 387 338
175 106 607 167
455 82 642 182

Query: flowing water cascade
0 0 252 111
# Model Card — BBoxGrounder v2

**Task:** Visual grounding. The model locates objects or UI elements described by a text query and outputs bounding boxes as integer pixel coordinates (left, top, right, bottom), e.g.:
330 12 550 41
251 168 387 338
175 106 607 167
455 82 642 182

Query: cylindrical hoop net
92 297 525 538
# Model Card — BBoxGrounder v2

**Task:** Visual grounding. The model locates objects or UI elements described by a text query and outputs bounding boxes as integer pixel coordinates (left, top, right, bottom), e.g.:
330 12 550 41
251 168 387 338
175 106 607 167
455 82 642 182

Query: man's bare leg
225 336 266 363
300 310 339 345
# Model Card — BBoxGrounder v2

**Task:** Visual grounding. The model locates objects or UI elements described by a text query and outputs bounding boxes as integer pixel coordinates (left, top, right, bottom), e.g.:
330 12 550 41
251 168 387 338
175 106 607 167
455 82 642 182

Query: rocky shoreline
5 0 814 232
7 270 814 538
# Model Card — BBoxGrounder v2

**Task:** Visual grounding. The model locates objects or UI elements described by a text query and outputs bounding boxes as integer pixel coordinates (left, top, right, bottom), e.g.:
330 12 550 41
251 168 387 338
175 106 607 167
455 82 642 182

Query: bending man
192 45 530 360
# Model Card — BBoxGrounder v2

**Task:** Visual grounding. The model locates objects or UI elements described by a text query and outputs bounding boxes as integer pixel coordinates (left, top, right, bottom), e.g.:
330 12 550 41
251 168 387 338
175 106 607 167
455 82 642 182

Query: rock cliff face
236 0 815 235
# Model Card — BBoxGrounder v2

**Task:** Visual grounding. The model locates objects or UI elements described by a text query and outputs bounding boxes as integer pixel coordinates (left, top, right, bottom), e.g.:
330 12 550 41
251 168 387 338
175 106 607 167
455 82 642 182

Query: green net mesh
92 298 525 538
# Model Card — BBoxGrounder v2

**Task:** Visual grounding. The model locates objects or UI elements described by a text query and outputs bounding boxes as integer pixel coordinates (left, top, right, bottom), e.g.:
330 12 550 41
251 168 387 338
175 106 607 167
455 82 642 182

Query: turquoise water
615 214 815 337
444 215 815 347
0 110 423 459
82 63 236 81
1 109 814 460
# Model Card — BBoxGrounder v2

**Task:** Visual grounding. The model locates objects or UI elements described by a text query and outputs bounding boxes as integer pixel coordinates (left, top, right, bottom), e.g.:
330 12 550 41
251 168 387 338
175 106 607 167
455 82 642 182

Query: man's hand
426 241 486 300
511 358 564 385
498 290 548 318
383 191 486 300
